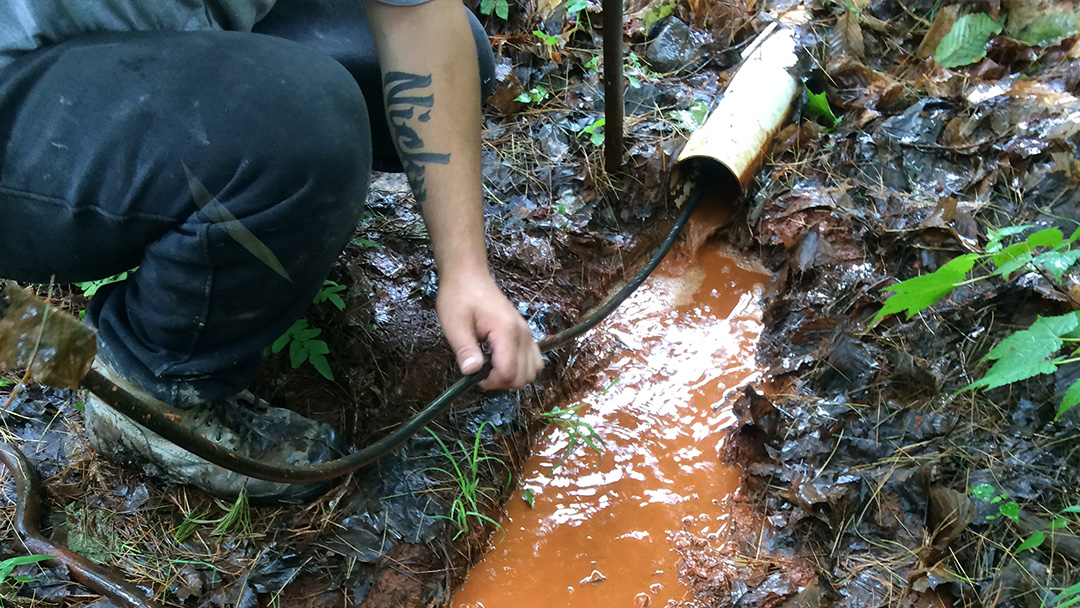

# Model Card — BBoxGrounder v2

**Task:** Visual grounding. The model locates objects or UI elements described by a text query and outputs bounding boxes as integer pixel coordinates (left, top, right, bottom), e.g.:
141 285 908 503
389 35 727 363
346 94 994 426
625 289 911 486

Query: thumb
443 317 485 375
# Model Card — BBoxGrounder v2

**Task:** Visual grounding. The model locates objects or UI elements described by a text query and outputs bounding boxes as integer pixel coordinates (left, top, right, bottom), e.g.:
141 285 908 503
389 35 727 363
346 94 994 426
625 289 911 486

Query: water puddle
454 234 770 608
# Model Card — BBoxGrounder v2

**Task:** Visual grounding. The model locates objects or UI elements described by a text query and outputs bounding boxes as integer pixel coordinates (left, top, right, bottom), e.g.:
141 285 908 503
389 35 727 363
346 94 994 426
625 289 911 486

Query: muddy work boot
83 364 344 504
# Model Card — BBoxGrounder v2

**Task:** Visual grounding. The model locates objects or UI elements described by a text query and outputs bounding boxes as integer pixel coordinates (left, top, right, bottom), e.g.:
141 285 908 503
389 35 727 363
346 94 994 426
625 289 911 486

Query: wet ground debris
721 0 1080 606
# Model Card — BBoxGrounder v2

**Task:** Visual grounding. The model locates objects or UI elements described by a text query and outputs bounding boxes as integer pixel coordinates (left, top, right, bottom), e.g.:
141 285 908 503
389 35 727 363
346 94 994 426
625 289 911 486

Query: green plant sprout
971 484 1080 558
536 402 605 469
624 52 659 86
671 99 712 132
804 85 840 129
271 318 333 381
75 268 137 298
579 117 605 146
642 2 675 33
533 29 561 46
0 554 52 606
426 422 511 539
515 85 551 104
479 0 509 20
313 279 346 311
873 224 1080 419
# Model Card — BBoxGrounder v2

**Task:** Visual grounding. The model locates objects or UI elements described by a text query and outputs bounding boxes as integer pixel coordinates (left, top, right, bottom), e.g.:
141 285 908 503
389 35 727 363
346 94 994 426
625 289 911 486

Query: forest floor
2 0 1080 607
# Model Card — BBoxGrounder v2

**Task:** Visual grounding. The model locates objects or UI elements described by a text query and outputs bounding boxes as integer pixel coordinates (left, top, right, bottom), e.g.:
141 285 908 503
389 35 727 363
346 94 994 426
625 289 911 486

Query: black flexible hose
82 188 704 483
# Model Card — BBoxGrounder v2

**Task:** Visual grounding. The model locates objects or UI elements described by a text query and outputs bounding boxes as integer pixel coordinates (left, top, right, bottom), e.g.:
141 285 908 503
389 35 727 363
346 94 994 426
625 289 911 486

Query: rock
645 18 699 73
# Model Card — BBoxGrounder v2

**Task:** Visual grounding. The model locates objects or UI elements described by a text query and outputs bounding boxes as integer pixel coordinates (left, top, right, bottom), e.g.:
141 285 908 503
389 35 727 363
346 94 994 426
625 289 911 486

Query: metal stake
602 0 624 174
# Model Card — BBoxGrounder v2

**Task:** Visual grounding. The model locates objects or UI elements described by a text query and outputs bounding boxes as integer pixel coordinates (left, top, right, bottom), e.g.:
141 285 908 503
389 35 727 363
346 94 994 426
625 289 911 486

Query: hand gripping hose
81 188 703 484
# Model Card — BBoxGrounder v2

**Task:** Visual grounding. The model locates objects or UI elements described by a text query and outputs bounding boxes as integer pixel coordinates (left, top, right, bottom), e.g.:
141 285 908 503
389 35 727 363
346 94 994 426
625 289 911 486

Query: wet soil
453 239 769 608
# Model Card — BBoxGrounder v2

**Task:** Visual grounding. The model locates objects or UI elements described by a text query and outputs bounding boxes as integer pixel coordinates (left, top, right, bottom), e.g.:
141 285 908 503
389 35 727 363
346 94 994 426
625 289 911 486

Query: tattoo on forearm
384 71 451 204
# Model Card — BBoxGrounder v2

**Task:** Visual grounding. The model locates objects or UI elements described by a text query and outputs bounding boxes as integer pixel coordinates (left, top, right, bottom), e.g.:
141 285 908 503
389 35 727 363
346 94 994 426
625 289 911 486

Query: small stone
634 592 652 608
645 18 700 73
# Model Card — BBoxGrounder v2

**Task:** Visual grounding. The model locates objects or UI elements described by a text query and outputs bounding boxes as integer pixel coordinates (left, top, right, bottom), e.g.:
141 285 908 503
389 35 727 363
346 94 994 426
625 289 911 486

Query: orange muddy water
453 235 770 608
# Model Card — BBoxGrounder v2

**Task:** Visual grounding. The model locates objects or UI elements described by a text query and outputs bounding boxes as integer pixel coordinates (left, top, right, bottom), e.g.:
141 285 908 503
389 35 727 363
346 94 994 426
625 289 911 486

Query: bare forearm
368 0 488 280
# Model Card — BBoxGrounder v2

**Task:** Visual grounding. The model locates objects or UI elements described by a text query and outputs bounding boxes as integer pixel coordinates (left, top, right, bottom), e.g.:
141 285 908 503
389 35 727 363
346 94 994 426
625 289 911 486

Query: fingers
481 316 543 390
442 312 486 376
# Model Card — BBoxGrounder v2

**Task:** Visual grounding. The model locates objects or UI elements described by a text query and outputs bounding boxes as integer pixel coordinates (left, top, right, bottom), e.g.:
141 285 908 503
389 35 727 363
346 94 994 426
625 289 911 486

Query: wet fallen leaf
928 487 974 549
0 286 96 389
934 13 1004 69
831 9 865 65
916 5 960 60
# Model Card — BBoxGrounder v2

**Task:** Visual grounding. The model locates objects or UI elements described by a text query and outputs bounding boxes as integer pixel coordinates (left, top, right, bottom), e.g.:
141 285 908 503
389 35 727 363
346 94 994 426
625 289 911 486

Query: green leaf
643 2 675 33
873 253 980 323
495 0 509 20
0 555 51 568
352 237 381 249
1035 249 1080 283
533 30 561 46
1027 227 1064 249
271 320 300 353
564 0 588 14
970 483 997 500
305 340 330 356
289 340 306 369
987 224 1035 254
1011 11 1080 47
992 241 1033 273
935 13 1004 68
967 312 1080 391
522 488 536 508
309 353 334 381
479 0 495 15
1049 517 1070 530
294 328 322 342
1062 505 1080 514
999 501 1020 523
1016 530 1045 553
805 85 840 128
1059 377 1080 420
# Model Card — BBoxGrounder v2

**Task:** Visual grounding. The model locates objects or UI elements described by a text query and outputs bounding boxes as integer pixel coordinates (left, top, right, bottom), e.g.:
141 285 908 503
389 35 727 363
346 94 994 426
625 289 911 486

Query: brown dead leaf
830 10 865 66
771 121 823 157
928 487 974 548
1052 151 1080 181
0 286 97 389
831 61 905 111
916 5 959 60
912 61 965 99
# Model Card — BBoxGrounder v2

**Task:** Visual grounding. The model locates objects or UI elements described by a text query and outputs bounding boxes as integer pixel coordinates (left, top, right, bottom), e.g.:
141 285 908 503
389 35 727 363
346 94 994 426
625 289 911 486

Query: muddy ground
3 0 1080 606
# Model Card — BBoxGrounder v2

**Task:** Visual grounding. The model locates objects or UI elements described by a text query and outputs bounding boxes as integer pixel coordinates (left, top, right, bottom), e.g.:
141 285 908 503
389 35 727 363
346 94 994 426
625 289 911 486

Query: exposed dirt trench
453 213 772 608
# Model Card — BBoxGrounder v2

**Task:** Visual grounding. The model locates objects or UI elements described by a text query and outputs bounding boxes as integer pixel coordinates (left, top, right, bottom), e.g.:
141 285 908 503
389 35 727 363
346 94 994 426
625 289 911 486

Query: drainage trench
454 224 770 608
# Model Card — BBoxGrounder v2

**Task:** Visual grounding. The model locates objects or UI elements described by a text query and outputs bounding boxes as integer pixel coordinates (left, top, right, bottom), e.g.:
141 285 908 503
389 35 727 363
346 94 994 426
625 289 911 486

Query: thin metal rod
602 0 624 174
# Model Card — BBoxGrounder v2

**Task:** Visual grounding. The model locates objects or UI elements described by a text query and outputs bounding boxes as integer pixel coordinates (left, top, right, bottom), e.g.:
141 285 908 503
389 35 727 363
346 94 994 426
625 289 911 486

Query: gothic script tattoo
384 71 451 204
